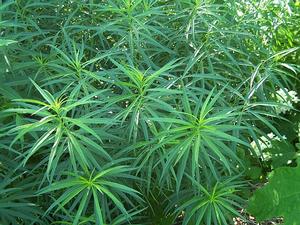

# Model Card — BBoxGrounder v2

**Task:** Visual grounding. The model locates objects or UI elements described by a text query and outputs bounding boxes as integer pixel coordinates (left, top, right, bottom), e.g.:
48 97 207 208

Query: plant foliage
0 0 299 224
248 162 300 225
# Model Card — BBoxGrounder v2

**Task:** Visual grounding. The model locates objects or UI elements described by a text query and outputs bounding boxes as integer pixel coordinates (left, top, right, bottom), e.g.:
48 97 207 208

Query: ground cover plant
0 0 300 224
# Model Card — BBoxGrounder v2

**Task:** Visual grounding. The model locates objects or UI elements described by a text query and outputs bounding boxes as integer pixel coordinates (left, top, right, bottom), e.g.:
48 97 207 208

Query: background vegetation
0 0 299 224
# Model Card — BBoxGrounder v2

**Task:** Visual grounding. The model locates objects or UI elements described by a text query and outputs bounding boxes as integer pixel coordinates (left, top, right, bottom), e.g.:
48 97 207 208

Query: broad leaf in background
248 162 300 225
266 140 296 168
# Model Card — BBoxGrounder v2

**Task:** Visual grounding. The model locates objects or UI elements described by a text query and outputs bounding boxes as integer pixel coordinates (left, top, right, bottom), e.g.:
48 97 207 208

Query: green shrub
0 0 299 224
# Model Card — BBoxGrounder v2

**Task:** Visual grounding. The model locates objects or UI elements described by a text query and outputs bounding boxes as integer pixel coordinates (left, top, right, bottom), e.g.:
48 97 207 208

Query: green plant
0 174 44 224
170 176 245 225
248 161 300 225
38 165 140 225
0 0 299 224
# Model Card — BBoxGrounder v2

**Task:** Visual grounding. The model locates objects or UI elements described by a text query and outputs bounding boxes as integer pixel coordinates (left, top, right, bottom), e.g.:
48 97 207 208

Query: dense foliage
0 0 299 224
